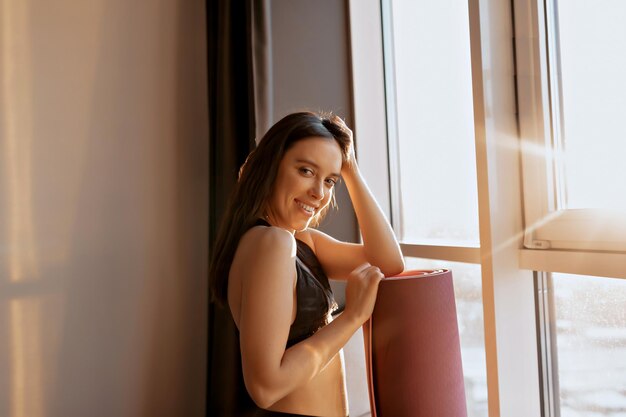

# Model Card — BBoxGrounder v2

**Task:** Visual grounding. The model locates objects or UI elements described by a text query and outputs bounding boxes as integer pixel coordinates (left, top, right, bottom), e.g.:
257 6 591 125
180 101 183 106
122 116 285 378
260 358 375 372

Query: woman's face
266 137 343 233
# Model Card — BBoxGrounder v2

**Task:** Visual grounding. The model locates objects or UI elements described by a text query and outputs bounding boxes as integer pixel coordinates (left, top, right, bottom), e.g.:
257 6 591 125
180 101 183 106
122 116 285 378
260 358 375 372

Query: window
537 272 626 416
386 0 480 247
349 0 626 415
516 0 626 416
518 0 626 252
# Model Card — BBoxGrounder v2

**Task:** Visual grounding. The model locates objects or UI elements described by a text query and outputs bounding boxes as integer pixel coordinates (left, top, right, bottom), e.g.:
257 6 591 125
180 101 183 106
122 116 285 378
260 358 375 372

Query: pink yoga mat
363 269 467 417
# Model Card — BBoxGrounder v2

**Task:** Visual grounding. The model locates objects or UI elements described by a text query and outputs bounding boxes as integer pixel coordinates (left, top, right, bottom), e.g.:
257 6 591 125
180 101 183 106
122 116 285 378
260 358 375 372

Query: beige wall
0 1 208 416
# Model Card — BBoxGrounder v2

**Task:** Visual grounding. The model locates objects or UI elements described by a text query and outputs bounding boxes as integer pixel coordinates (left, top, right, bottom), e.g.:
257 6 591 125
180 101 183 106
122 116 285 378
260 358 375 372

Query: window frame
534 271 560 417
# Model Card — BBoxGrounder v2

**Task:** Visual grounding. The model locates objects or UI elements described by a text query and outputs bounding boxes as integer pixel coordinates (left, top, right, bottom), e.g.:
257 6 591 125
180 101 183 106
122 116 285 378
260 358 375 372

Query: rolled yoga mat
363 269 467 417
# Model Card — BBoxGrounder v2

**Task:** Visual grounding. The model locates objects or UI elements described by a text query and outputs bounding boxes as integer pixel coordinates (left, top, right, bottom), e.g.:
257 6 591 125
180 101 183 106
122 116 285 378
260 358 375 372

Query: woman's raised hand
343 263 384 325
329 115 356 173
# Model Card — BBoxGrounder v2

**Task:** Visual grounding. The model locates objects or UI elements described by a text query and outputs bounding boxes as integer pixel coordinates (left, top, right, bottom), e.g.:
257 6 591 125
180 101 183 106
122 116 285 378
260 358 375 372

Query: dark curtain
207 0 267 415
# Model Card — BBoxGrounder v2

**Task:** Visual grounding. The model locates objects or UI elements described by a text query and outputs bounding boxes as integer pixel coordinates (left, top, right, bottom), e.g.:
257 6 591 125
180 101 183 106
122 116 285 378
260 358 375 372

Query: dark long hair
209 111 352 306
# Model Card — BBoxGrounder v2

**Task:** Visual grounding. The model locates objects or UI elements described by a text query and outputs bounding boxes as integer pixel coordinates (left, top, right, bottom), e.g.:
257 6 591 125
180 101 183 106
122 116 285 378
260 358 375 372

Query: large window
519 0 626 252
387 0 479 247
350 0 626 415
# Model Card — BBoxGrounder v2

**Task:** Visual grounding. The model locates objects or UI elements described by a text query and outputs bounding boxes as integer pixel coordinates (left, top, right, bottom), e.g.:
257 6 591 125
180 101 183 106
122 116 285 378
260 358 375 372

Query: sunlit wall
0 1 208 416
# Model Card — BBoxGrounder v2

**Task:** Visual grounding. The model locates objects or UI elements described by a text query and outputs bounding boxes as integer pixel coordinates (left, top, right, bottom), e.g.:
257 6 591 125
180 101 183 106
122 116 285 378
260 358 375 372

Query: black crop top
254 218 338 347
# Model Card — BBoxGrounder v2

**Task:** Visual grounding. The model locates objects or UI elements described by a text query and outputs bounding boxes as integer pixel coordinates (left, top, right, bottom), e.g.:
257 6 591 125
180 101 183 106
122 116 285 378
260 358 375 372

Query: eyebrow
295 158 341 178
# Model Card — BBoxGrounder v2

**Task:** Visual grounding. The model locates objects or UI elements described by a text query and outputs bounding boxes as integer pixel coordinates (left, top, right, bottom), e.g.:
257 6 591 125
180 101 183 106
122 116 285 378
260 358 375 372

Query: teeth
296 201 315 213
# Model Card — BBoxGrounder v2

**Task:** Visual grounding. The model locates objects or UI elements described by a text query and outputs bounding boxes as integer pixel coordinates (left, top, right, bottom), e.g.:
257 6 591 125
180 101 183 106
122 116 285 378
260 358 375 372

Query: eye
299 167 314 176
325 178 337 187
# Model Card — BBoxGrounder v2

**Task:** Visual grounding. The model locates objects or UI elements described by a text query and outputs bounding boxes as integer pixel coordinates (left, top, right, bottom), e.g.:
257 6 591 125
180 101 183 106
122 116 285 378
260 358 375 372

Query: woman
209 112 404 417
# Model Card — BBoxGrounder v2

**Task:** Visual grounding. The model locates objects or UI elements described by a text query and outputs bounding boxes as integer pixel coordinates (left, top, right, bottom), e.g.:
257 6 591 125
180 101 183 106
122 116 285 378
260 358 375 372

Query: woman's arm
307 122 404 279
236 227 382 408
342 162 404 274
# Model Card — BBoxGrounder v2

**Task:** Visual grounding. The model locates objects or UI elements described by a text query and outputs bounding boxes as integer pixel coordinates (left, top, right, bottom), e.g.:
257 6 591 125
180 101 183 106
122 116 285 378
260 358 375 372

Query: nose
309 179 324 201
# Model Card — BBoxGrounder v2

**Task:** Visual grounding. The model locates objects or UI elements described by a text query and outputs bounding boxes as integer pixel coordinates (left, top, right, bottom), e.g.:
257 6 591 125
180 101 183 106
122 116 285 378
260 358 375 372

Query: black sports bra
254 219 338 347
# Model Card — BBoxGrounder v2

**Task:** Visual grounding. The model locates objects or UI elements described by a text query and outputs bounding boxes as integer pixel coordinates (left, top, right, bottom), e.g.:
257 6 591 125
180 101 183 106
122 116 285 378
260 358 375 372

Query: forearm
342 165 404 275
255 312 360 407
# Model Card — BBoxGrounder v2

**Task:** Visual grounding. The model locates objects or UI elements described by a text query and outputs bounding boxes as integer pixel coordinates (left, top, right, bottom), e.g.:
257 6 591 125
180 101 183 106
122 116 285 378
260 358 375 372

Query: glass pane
552 273 626 416
389 0 479 246
405 258 487 417
554 0 626 209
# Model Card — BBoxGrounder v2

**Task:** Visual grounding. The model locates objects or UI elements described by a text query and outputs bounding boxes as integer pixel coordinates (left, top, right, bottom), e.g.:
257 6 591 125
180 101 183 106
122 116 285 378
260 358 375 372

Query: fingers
344 264 384 324
370 267 384 282
350 264 384 281
351 262 372 275
349 264 384 287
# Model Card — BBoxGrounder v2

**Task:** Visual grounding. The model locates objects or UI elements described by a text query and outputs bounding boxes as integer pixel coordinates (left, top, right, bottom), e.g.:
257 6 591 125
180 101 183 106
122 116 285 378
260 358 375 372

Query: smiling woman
209 111 404 416
265 138 343 233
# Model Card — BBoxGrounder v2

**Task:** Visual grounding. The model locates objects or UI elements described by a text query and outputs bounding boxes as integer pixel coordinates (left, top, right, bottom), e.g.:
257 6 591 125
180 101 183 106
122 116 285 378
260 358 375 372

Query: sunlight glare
2 0 43 415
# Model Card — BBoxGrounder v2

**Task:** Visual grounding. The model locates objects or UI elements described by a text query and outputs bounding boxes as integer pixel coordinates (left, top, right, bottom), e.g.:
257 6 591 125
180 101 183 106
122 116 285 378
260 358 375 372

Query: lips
295 199 317 216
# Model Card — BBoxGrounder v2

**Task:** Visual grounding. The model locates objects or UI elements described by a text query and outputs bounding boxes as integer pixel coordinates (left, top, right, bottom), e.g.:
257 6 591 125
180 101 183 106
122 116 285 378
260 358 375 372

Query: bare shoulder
233 224 298 286
229 224 298 329
239 224 297 256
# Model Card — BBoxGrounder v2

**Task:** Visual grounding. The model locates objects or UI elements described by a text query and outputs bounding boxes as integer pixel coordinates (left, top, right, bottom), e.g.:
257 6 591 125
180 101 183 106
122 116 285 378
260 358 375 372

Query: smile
295 200 317 215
